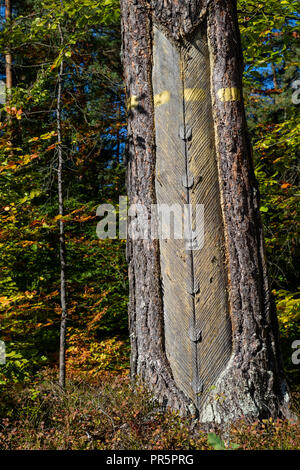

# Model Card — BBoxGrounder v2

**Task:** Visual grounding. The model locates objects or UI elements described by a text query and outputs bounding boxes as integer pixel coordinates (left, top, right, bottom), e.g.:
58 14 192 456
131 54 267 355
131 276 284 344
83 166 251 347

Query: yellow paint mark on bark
184 88 206 101
126 95 139 111
154 90 171 107
217 87 241 102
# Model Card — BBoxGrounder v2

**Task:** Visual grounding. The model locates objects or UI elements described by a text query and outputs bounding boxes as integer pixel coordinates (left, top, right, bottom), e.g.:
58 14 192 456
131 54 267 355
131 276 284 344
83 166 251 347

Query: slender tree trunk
120 0 294 424
57 24 68 389
116 101 121 164
5 0 12 100
5 0 13 157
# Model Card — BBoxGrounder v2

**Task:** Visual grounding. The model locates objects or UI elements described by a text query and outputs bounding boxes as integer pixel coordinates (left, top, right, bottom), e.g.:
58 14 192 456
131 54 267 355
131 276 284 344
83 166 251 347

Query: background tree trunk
57 23 68 389
5 0 12 98
120 0 294 424
5 0 13 154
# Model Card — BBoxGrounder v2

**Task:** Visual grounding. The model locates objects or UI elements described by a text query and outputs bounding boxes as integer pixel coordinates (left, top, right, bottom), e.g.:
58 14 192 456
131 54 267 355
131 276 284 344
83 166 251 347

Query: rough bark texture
200 0 293 424
148 0 210 41
120 0 294 424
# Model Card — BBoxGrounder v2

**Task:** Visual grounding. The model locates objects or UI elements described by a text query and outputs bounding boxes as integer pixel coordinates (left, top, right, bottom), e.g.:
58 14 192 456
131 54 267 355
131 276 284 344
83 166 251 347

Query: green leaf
230 443 240 450
207 433 226 450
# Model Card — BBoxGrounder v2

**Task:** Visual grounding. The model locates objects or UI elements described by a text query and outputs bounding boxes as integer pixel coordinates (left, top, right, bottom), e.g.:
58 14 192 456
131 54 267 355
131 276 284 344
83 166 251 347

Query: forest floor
0 368 299 450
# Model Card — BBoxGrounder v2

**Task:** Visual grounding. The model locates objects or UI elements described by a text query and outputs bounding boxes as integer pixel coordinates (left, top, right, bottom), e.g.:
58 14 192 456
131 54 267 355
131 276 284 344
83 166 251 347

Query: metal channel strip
180 48 203 410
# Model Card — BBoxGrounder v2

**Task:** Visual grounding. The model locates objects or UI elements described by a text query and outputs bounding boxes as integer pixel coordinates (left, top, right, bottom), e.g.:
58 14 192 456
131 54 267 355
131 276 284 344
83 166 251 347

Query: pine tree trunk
120 0 294 424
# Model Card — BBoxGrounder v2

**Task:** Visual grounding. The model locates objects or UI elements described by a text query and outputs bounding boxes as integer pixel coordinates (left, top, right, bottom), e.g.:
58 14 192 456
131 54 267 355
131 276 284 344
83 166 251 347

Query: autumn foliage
0 0 299 450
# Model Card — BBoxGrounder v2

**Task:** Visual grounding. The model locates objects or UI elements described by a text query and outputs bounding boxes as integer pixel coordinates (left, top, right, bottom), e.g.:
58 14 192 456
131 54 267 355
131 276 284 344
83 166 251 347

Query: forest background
0 0 299 450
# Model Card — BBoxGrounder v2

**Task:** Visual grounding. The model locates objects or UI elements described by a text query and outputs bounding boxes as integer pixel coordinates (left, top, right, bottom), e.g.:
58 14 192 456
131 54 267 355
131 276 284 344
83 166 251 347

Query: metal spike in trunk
188 326 202 343
179 124 192 141
181 173 194 189
192 376 204 395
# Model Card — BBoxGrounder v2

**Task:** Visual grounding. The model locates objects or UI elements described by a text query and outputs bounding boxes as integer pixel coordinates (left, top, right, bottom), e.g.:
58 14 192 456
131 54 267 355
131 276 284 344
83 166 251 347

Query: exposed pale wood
152 26 193 403
183 28 232 409
152 26 231 411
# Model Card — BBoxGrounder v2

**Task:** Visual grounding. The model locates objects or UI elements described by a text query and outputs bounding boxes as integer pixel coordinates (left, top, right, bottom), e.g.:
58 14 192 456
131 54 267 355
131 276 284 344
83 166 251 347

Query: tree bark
120 0 294 424
201 0 292 424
